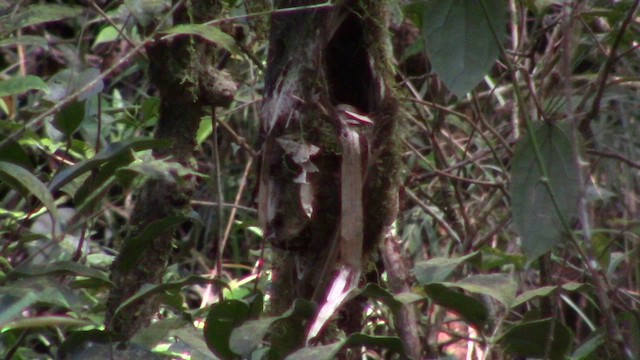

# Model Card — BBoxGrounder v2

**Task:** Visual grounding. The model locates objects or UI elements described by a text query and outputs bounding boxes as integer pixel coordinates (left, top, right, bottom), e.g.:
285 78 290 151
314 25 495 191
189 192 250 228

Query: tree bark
258 0 400 341
105 0 235 338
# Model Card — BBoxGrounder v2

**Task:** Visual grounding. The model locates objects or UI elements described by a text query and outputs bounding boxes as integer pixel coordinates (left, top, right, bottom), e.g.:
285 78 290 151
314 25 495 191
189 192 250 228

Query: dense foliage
1 0 639 359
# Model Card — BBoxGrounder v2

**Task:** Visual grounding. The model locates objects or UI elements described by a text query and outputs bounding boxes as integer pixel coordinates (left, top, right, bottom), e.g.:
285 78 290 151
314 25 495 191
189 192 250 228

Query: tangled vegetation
1 0 639 359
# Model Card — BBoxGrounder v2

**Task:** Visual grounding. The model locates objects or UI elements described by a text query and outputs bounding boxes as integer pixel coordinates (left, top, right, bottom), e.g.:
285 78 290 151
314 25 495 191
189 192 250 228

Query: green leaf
499 318 573 360
57 330 126 360
53 101 86 136
444 273 517 307
424 283 488 328
229 300 315 356
0 161 58 224
0 139 33 170
1 4 83 33
413 251 480 284
204 300 251 360
113 275 226 319
511 122 580 260
512 285 557 307
0 291 40 327
285 342 344 360
345 334 404 355
170 326 218 360
117 214 198 273
163 24 240 55
2 316 92 331
511 283 584 308
132 318 190 348
284 334 404 360
360 283 403 311
0 75 49 97
0 35 49 49
92 26 120 49
49 138 168 192
570 333 604 360
618 312 640 358
8 261 112 286
44 68 103 102
419 0 505 97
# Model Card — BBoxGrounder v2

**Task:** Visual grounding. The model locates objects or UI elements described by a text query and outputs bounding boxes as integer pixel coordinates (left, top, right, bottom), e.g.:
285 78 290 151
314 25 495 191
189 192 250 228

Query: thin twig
212 111 225 301
191 199 257 212
405 188 461 245
219 157 254 265
586 148 640 170
89 0 147 61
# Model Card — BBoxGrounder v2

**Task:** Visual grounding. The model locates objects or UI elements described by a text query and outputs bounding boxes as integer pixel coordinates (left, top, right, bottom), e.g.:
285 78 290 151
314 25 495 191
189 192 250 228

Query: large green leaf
8 261 112 286
0 277 87 327
163 24 240 55
204 300 251 360
498 318 572 360
44 68 103 102
413 251 480 284
117 214 198 273
0 75 49 97
424 283 488 328
48 138 167 192
0 161 58 224
53 101 86 136
0 140 33 170
511 122 580 260
419 0 506 97
113 275 226 319
0 35 49 49
443 273 517 307
1 4 83 33
229 299 315 357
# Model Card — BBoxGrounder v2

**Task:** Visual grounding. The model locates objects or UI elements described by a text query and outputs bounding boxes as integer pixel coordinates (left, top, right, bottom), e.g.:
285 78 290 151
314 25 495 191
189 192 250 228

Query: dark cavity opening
324 11 374 113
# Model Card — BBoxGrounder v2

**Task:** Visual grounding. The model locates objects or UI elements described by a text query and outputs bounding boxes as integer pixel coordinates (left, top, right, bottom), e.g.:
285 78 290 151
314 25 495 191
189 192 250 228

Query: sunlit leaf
418 0 506 97
511 122 580 260
0 75 49 97
92 26 120 48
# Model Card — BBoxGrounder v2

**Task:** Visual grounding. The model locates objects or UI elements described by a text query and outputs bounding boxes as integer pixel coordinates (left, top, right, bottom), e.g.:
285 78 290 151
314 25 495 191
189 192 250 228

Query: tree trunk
105 0 235 338
258 0 400 341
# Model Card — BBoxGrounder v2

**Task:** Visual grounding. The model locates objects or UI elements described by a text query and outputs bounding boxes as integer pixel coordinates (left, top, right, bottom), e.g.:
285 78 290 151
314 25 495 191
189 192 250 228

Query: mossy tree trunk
105 0 235 339
258 0 411 350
